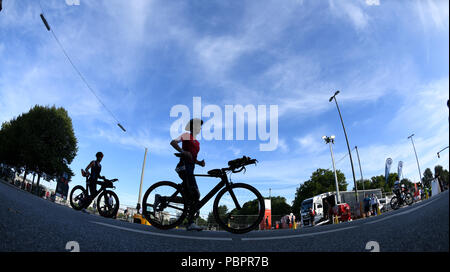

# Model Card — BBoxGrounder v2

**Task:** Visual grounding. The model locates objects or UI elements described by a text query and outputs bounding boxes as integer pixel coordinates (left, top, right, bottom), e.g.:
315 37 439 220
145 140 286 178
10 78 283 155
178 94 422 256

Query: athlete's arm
85 161 94 176
195 159 205 167
171 134 193 161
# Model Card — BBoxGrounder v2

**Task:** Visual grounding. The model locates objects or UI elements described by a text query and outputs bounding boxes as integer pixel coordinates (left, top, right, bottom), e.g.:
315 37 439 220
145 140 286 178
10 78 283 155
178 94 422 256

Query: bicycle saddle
207 169 222 177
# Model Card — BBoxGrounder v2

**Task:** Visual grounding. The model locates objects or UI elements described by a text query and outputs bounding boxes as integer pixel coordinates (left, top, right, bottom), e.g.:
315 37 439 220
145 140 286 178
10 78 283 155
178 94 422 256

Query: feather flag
385 158 393 183
398 161 403 181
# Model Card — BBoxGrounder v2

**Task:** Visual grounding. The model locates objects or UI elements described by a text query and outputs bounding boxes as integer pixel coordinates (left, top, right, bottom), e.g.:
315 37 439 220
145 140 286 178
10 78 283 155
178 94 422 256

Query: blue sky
0 0 449 218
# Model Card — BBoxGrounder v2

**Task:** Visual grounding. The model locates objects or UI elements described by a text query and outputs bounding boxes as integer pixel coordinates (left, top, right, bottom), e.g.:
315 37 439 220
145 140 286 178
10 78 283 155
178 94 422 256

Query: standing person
83 152 105 202
371 194 378 216
170 118 206 231
309 208 315 226
363 195 371 217
265 216 269 230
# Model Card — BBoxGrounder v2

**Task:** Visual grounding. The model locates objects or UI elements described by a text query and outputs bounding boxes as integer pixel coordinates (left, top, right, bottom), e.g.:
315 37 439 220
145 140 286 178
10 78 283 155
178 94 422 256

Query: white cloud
295 133 328 154
195 36 251 77
365 0 380 6
328 0 370 30
415 0 449 31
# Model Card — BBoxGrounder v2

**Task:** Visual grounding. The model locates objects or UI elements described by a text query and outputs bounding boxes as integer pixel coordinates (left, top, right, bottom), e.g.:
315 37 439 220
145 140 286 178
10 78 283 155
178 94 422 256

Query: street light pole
355 146 365 197
407 134 422 183
329 91 359 204
136 147 148 214
437 146 449 158
323 135 340 204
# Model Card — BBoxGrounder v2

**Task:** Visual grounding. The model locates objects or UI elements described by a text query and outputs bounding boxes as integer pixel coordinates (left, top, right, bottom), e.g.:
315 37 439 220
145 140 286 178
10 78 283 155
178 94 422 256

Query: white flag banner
385 158 393 183
398 161 403 181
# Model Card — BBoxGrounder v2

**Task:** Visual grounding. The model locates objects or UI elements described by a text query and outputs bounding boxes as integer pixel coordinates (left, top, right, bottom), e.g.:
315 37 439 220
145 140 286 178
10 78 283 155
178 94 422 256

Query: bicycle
390 188 414 210
142 155 265 234
69 169 120 218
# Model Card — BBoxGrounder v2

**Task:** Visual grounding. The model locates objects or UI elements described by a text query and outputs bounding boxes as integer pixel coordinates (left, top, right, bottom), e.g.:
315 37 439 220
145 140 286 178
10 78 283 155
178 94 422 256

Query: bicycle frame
82 175 115 206
164 171 241 213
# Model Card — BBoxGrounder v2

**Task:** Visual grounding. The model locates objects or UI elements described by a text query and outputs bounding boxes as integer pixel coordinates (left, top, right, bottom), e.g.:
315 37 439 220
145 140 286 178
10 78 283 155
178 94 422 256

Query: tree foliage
434 165 449 188
0 105 78 186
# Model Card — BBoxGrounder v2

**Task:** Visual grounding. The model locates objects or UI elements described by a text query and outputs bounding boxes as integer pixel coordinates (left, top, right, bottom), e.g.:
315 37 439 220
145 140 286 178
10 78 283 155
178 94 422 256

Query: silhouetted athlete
170 118 205 231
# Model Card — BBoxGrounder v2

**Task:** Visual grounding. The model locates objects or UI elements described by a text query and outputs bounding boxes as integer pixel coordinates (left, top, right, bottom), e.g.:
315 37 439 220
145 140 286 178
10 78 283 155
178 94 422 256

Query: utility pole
355 146 365 197
136 148 148 214
323 135 341 204
407 134 422 183
329 91 359 204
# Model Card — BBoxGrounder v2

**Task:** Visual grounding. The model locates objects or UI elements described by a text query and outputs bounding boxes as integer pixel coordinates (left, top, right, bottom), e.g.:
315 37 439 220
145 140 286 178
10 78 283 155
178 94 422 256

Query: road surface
0 179 448 252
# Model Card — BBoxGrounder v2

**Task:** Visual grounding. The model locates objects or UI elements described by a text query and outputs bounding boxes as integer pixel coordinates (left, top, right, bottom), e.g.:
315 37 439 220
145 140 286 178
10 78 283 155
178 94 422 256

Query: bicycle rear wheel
97 190 120 218
390 196 400 210
69 185 88 211
142 181 187 230
405 193 414 205
213 183 265 234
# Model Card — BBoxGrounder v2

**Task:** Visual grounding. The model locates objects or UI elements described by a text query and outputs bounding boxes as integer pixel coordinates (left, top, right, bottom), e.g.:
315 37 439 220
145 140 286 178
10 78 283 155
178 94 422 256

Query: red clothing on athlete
175 132 200 162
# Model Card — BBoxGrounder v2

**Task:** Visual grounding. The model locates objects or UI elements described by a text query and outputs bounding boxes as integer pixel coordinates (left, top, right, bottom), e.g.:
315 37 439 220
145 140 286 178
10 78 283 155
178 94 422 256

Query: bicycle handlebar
228 156 257 168
80 169 118 183
174 154 257 175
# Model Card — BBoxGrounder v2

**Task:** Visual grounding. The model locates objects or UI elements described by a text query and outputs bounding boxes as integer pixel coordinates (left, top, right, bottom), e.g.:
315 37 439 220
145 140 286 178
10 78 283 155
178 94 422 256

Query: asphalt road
0 179 448 252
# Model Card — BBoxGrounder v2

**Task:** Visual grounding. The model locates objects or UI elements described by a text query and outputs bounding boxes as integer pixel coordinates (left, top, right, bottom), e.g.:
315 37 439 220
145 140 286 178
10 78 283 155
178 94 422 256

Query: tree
292 168 347 216
0 105 78 195
422 168 434 188
268 196 291 216
434 165 449 189
206 205 228 227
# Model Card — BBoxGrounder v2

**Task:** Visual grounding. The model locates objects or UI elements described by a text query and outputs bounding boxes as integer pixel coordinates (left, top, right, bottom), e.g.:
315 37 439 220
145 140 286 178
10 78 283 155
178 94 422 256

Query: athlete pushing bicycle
169 118 205 231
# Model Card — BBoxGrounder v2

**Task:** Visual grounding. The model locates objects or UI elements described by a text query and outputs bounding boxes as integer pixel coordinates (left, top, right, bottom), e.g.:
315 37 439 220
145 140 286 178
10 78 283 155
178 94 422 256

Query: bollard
377 206 381 215
333 215 339 224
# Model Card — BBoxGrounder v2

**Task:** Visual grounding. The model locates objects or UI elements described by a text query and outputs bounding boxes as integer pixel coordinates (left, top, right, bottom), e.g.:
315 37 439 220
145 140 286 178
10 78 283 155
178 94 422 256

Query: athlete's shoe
186 223 203 231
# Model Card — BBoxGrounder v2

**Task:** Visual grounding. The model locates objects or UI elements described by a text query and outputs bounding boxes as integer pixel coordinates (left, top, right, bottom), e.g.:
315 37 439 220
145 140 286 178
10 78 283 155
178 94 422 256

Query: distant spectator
309 208 315 226
370 194 379 216
363 195 371 217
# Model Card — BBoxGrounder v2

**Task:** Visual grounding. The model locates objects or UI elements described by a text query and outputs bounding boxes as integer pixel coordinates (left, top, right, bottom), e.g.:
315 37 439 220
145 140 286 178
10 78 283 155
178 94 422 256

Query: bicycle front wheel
142 181 187 230
97 190 120 218
213 183 265 234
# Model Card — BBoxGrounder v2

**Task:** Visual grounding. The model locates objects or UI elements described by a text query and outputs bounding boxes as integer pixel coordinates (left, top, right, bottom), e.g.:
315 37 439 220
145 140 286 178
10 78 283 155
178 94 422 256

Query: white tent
431 178 441 196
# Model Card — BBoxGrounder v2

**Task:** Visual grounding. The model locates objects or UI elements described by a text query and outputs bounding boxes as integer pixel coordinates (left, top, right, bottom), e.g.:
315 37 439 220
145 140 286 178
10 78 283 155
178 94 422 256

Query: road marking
90 221 233 241
241 226 358 241
364 196 442 225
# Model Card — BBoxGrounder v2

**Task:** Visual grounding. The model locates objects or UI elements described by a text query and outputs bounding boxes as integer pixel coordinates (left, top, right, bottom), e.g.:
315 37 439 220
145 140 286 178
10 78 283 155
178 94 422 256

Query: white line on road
90 221 233 241
241 226 358 241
